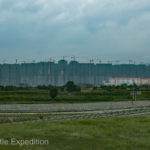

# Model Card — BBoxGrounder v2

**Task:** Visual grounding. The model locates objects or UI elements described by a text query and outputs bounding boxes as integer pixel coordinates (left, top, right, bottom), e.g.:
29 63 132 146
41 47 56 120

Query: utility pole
132 83 138 108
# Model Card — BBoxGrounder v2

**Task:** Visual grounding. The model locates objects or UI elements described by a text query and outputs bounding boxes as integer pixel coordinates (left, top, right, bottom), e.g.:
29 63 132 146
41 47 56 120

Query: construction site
0 60 150 86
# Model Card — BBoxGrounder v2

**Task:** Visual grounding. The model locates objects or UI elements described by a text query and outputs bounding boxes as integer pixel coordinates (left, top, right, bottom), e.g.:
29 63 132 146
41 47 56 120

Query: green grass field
0 116 150 150
0 89 150 104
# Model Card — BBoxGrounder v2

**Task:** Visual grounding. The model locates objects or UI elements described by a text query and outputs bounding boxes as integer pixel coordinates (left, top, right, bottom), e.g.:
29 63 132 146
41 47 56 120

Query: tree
120 84 128 89
65 81 80 92
50 87 58 99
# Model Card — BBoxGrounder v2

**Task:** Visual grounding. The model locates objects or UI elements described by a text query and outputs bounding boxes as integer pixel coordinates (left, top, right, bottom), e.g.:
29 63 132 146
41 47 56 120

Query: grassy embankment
0 89 150 104
0 116 150 150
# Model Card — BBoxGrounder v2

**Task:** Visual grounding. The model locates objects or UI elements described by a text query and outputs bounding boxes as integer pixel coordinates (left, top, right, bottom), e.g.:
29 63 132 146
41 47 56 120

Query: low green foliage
64 81 81 92
0 116 150 149
50 88 58 99
0 85 150 104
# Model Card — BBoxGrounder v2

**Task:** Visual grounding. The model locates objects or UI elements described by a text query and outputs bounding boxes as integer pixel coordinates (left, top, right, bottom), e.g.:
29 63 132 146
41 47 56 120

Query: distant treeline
1 82 150 91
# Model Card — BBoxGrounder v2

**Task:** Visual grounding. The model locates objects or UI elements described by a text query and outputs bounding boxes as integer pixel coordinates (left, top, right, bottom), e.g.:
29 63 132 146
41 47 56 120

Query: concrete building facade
0 60 150 86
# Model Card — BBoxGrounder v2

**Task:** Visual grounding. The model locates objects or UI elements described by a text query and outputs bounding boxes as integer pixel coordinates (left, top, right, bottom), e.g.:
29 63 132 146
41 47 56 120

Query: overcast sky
0 0 150 63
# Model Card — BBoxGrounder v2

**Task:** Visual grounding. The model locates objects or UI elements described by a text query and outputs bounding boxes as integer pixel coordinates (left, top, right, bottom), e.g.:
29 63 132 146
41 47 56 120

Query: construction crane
22 61 26 64
129 60 132 64
96 59 102 64
3 59 6 64
71 56 78 61
52 57 56 63
89 59 94 64
62 56 67 60
107 60 112 64
116 60 120 64
140 62 144 65
49 57 56 63
15 59 18 64
32 60 36 63
49 57 53 62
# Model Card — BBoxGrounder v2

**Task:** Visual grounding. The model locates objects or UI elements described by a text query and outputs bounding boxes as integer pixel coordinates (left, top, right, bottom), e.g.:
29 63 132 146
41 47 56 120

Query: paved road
0 101 150 113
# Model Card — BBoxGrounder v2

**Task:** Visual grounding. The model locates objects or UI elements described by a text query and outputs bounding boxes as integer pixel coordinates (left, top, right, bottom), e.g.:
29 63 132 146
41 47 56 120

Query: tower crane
116 60 120 64
89 59 94 64
96 59 102 64
71 56 78 61
3 59 6 64
129 60 132 64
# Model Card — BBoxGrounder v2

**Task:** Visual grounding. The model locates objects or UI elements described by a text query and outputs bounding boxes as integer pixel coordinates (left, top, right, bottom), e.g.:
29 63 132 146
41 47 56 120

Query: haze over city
1 1 150 150
0 0 150 63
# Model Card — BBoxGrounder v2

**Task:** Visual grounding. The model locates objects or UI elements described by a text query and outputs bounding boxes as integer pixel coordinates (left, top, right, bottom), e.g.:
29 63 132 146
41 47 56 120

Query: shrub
65 81 81 92
50 88 58 99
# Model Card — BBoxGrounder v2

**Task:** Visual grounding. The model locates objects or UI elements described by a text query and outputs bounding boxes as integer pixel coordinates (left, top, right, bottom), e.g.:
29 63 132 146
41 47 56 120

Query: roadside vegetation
0 116 150 150
0 82 150 104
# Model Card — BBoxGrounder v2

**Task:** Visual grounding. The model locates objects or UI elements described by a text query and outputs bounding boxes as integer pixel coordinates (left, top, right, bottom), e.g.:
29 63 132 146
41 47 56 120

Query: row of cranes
0 57 148 65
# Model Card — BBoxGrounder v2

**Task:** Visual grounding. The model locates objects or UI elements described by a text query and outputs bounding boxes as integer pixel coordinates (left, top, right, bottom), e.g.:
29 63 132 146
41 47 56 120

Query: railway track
1 106 150 124
43 106 150 121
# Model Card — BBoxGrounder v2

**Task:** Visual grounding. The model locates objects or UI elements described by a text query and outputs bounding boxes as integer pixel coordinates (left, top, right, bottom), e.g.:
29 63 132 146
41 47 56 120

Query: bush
93 87 97 90
50 88 58 99
37 85 53 90
65 81 81 92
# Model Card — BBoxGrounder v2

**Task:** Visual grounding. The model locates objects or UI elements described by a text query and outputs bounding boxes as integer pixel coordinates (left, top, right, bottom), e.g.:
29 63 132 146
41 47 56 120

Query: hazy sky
0 0 150 63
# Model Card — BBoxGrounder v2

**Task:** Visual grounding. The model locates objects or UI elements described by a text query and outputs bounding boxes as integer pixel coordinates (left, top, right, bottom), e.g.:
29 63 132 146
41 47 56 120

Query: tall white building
108 78 150 85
